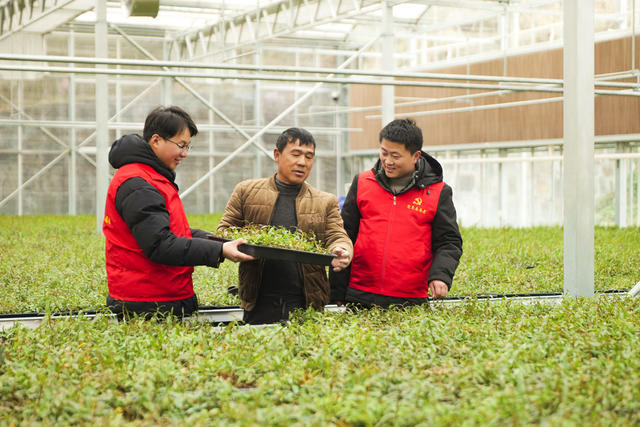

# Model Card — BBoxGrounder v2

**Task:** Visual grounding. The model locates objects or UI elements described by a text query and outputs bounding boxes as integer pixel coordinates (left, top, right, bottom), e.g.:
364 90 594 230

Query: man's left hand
429 280 449 299
330 247 351 272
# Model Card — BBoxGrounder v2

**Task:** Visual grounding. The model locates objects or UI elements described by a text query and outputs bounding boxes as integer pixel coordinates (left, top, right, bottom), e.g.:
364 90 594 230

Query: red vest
103 163 194 301
349 170 444 298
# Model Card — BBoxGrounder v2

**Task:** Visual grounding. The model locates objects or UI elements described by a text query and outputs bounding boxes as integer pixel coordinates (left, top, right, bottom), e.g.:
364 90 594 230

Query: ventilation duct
122 0 159 18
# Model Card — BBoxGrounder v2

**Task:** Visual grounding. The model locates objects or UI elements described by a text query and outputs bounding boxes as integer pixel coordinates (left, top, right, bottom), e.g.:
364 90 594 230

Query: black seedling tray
207 235 336 266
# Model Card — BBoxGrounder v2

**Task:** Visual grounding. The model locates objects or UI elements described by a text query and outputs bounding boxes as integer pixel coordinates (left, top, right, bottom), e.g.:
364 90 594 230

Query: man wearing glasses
103 106 253 318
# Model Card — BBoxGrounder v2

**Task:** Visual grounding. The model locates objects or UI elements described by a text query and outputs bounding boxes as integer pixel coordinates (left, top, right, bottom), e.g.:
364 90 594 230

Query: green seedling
218 224 329 254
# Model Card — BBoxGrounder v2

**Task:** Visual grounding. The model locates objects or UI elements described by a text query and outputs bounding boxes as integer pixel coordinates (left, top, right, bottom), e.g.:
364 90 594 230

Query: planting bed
1 215 639 424
2 299 640 424
1 215 637 314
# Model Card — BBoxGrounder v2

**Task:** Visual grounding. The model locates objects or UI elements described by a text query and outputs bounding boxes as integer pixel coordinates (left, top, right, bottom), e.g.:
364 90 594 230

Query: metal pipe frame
168 0 572 62
3 5 640 221
343 142 639 229
0 119 360 133
178 36 379 200
297 89 512 118
169 0 399 61
0 95 97 165
366 95 564 120
68 29 77 215
344 134 640 156
433 151 640 165
0 0 88 42
2 63 639 97
108 22 274 162
2 59 638 98
0 52 565 85
3 52 640 89
95 0 108 233
381 1 395 126
637 157 640 226
413 25 640 74
16 79 23 214
0 151 70 211
616 142 630 227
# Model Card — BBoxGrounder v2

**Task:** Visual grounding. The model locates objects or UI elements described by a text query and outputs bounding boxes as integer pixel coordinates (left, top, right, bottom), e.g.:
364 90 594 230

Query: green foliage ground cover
1 215 640 424
0 215 638 313
1 299 640 424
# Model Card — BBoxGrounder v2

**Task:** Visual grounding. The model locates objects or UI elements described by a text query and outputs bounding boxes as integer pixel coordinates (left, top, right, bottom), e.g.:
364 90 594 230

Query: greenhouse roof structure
0 1 633 66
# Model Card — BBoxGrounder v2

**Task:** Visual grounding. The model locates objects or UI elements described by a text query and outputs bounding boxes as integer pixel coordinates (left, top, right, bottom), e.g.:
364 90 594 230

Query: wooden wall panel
349 35 640 150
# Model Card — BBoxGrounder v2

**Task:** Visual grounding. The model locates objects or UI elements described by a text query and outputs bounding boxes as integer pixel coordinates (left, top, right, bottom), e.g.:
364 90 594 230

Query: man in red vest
331 118 463 308
103 106 253 318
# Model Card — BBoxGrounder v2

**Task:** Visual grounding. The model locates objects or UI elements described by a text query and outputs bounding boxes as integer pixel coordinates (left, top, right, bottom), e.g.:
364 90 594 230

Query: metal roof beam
170 0 387 61
0 0 93 41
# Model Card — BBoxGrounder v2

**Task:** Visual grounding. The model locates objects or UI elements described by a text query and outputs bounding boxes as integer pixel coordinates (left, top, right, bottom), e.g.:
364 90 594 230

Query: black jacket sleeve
329 174 361 302
115 177 223 267
190 228 213 239
428 184 463 288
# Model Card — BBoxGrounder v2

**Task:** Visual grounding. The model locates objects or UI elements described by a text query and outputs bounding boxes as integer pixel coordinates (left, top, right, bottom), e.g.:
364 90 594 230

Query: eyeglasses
164 137 192 152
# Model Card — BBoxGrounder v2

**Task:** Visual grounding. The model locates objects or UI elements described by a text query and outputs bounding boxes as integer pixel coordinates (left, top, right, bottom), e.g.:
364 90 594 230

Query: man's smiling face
274 139 315 185
150 127 191 170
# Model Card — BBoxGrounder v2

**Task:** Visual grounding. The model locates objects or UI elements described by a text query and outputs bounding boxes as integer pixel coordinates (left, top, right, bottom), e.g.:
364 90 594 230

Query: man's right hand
428 280 449 299
222 238 255 262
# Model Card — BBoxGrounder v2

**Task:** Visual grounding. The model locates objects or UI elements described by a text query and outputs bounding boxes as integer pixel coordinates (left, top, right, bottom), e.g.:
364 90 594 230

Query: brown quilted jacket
217 176 353 311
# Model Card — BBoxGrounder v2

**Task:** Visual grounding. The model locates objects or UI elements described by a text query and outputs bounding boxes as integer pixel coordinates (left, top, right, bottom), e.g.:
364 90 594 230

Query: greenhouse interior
1 0 640 424
2 0 639 225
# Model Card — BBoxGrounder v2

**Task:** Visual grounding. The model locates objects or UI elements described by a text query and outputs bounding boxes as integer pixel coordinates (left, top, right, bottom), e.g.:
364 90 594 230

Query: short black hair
379 118 423 154
275 127 316 152
143 106 198 142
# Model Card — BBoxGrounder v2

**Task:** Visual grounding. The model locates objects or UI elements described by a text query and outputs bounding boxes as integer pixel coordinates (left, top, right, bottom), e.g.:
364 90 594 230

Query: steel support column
254 47 263 180
630 156 637 225
17 79 23 215
615 141 628 226
636 158 640 226
498 149 505 227
115 38 122 140
95 0 109 233
162 35 173 106
637 158 640 226
480 149 486 226
208 86 215 213
550 145 557 224
520 151 528 227
563 0 594 297
381 1 394 126
529 148 535 226
627 144 634 223
69 30 77 215
337 81 349 197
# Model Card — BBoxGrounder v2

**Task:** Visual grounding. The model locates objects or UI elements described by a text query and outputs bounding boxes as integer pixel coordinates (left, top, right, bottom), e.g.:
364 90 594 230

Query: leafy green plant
1 298 640 424
1 215 638 314
217 224 329 254
1 215 640 424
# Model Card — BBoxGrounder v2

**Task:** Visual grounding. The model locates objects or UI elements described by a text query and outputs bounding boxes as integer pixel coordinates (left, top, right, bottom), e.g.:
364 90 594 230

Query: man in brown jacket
217 128 353 324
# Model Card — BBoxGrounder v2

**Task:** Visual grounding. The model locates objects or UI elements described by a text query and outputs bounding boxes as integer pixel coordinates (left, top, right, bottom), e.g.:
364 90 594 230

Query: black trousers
243 295 306 325
106 294 198 320
345 287 428 310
